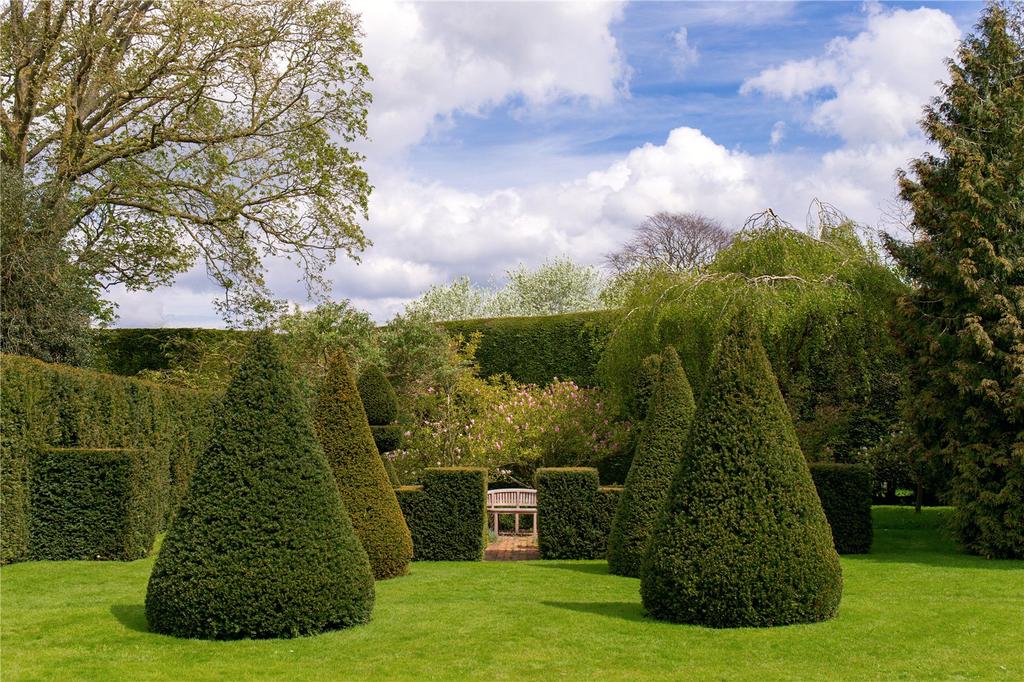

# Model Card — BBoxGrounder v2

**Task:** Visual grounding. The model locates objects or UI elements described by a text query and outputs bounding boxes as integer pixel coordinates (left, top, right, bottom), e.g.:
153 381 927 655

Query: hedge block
810 463 873 554
397 468 487 561
29 448 168 561
535 467 621 559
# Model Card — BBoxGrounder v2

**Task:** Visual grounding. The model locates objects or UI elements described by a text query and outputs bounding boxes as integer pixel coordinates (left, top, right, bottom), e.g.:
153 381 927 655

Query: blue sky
110 1 987 326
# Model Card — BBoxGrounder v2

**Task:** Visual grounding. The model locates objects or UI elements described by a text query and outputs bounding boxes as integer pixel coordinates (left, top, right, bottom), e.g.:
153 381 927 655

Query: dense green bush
371 425 403 456
92 328 247 376
442 311 614 386
396 467 488 561
145 334 374 640
29 448 166 560
640 314 842 627
358 365 399 424
0 354 211 565
535 468 621 560
314 351 413 580
608 347 695 577
810 463 873 554
601 221 908 463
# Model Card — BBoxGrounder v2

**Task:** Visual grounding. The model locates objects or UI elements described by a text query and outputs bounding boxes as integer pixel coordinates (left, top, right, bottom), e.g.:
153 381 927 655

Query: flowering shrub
395 366 631 484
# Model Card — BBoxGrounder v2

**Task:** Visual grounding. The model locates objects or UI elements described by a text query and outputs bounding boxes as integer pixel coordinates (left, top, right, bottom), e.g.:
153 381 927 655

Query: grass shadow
529 561 612 576
542 600 646 622
111 604 149 633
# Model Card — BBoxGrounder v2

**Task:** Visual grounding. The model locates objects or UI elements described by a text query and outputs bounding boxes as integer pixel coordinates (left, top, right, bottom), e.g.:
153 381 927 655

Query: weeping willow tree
599 207 908 461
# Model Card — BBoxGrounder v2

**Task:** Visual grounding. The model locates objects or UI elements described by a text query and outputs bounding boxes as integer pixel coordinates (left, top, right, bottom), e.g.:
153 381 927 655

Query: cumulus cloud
740 5 960 143
353 0 628 156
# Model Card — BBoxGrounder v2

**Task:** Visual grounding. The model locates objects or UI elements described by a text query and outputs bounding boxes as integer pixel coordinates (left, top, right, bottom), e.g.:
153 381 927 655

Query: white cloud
770 120 786 147
671 27 699 73
353 0 628 156
740 6 960 143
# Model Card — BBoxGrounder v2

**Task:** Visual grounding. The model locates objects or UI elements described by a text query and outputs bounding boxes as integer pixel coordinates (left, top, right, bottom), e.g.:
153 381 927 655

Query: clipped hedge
0 354 212 565
29 448 167 561
397 468 487 561
442 311 615 386
810 463 873 554
315 351 412 580
535 468 621 560
146 334 375 640
92 327 247 376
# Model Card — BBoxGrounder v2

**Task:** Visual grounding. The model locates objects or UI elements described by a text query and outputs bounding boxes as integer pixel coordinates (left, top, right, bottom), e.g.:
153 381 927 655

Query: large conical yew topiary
315 351 412 580
640 312 842 627
607 346 695 578
145 334 374 640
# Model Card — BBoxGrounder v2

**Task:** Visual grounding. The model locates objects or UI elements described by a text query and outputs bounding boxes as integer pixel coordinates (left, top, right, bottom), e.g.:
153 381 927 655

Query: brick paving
484 534 540 561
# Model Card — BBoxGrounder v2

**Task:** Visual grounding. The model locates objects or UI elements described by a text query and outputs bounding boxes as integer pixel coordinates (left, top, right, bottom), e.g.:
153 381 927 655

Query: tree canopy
1 0 372 328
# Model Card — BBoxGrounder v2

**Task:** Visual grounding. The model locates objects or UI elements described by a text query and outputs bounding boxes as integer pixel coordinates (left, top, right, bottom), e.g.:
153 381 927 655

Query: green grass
2 507 1022 681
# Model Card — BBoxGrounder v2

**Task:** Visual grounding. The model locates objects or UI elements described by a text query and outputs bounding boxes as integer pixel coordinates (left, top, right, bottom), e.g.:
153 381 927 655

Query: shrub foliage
29 448 166 560
315 351 413 579
640 315 842 627
0 354 210 565
358 365 399 425
145 334 374 639
607 347 695 577
396 467 488 561
535 467 621 560
809 463 873 554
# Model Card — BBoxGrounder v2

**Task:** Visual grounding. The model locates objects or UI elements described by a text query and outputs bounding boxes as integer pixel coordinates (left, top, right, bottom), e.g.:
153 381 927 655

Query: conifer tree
607 347 695 577
316 351 413 579
884 3 1024 558
640 313 842 627
145 334 374 639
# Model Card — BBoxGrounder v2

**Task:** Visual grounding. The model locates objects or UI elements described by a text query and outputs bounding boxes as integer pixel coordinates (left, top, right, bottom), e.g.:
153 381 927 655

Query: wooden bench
487 488 537 536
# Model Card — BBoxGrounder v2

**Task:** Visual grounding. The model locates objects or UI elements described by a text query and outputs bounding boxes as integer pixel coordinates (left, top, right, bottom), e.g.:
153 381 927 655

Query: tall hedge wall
0 354 212 564
92 328 247 376
535 467 621 560
29 448 167 560
810 463 873 554
396 468 488 561
442 311 614 386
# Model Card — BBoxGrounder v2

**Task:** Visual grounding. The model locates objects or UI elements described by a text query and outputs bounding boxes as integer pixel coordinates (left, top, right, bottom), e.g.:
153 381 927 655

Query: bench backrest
487 488 537 509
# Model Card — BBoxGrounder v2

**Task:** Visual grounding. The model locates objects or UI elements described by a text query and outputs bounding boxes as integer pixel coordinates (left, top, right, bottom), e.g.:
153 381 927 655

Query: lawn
1 507 1022 681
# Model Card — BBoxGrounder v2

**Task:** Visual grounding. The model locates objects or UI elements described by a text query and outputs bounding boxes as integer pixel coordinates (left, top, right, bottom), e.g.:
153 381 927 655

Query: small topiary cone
316 351 413 580
607 346 695 577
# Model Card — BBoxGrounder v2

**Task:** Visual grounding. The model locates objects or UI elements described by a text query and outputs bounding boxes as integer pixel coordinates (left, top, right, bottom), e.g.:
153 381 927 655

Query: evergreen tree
357 365 403 485
607 347 695 577
145 334 374 639
316 351 413 579
640 313 842 627
884 3 1024 558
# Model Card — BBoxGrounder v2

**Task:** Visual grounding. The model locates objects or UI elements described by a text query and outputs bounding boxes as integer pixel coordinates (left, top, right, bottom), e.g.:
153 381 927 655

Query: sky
109 0 986 327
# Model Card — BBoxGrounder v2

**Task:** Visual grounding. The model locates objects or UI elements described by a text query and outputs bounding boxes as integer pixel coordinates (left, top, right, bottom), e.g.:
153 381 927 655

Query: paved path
484 535 540 561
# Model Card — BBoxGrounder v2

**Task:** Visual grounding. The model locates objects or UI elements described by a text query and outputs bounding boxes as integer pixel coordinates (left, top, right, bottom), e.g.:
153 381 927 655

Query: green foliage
358 366 400 426
607 347 695 577
29 448 166 561
381 453 401 487
3 1 372 322
441 310 614 386
640 314 842 627
884 5 1024 559
314 350 413 580
534 468 621 560
371 425 403 456
601 217 908 462
809 463 873 554
380 311 456 401
396 468 488 561
145 334 374 639
0 354 211 565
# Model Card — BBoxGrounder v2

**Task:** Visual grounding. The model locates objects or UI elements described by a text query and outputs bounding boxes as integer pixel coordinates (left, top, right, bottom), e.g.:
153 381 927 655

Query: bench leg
493 512 499 534
515 513 520 535
532 511 538 536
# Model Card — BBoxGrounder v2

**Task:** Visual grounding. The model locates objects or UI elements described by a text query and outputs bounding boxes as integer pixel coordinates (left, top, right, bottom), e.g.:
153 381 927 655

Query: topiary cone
607 346 695 577
357 365 403 486
640 312 842 627
315 351 413 580
145 333 374 640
